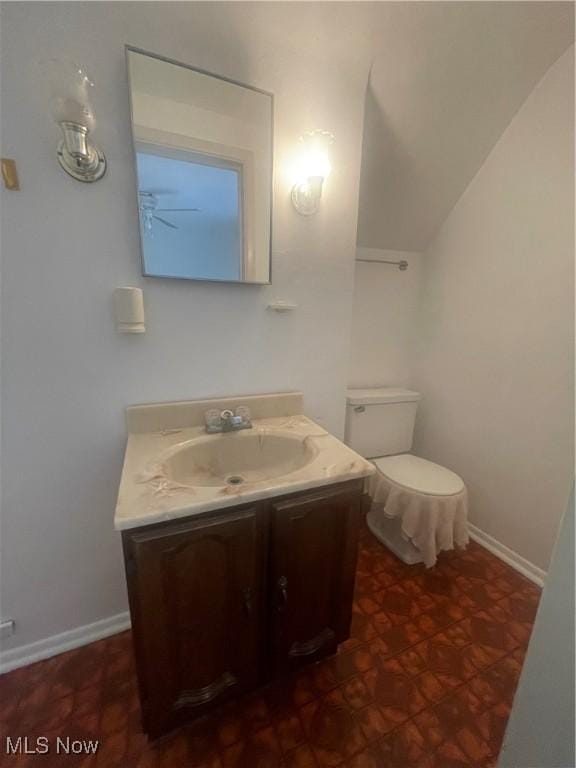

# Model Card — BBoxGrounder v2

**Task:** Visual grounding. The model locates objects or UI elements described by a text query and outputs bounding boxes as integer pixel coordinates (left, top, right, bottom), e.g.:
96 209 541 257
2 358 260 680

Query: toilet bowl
345 388 468 566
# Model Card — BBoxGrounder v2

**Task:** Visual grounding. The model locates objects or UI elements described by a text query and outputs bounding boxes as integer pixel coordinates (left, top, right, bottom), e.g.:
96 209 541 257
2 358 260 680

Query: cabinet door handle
277 576 288 610
242 587 253 617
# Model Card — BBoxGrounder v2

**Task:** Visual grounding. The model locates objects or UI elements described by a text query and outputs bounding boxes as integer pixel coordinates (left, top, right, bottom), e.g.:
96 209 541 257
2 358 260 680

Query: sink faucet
205 407 253 433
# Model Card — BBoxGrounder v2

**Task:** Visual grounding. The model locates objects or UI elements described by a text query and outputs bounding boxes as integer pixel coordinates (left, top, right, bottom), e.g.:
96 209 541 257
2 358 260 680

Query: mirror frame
125 45 274 285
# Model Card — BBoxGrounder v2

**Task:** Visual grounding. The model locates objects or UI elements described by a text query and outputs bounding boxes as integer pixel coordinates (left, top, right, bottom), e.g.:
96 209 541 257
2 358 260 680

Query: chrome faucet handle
235 406 251 422
204 408 221 427
204 406 252 433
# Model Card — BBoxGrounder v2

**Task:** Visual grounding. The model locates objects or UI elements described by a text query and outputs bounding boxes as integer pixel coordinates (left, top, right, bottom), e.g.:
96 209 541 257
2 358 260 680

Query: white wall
413 47 574 571
355 3 574 252
348 247 421 388
499 487 574 768
0 2 371 653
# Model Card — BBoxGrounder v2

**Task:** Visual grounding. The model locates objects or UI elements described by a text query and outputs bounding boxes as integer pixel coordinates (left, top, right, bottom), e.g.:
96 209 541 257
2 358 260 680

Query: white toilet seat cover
373 454 464 496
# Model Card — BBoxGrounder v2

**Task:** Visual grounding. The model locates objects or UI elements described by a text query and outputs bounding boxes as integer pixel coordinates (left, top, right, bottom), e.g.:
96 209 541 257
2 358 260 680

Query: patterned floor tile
343 744 383 768
475 701 512 755
300 688 366 765
221 726 282 768
0 522 540 768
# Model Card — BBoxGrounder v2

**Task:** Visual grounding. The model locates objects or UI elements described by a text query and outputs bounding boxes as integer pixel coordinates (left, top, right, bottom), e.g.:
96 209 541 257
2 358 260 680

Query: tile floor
0 524 540 768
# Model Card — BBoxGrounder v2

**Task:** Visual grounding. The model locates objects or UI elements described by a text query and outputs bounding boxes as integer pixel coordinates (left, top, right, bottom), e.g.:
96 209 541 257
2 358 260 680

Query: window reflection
137 151 243 281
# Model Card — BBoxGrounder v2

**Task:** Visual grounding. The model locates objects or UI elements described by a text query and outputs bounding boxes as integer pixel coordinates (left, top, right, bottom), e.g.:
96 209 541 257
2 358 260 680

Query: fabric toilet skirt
367 471 469 567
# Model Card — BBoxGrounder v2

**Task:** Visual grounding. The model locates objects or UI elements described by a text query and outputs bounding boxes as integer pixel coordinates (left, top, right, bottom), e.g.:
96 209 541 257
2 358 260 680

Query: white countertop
114 413 374 531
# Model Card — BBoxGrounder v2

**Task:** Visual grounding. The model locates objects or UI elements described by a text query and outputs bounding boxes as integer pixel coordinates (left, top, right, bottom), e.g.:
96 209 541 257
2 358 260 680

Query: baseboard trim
0 612 131 674
468 523 547 588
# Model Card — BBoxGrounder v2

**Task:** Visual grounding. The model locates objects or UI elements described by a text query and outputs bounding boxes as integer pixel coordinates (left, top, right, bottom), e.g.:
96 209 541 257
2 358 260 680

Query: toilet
345 387 469 566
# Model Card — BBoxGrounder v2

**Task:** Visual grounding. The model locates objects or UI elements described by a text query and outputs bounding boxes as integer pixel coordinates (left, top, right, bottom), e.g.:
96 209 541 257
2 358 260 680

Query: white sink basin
115 398 376 530
162 429 318 487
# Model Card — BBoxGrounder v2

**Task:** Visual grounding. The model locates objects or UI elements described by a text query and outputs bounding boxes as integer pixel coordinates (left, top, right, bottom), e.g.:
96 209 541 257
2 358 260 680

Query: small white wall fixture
113 287 145 333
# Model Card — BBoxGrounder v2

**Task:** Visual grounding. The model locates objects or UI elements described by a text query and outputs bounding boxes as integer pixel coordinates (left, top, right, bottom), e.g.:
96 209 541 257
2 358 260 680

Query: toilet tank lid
346 387 421 405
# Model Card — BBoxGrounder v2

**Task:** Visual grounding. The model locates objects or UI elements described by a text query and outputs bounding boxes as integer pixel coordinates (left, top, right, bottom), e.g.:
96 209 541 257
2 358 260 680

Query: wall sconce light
48 59 106 182
291 129 334 215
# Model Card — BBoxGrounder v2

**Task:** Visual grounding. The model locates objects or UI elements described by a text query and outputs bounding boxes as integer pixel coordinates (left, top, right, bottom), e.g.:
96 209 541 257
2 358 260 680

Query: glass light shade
297 129 334 180
290 129 334 214
48 58 96 131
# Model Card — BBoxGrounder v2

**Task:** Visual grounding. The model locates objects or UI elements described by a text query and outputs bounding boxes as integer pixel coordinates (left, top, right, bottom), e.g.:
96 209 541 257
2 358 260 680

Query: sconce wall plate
291 176 323 216
57 138 106 182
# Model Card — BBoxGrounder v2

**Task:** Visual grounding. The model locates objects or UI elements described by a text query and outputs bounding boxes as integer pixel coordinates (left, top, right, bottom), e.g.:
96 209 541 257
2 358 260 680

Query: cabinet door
123 507 265 737
269 484 363 676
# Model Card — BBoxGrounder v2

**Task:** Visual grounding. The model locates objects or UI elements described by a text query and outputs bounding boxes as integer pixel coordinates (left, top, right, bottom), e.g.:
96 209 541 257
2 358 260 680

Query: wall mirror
126 48 273 284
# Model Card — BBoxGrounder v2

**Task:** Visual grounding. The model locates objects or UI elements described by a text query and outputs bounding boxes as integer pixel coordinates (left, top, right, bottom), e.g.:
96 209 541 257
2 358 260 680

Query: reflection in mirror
127 49 273 284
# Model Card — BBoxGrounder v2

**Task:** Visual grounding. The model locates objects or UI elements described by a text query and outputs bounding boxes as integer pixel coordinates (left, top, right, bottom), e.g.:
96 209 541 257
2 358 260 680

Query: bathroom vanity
115 393 374 737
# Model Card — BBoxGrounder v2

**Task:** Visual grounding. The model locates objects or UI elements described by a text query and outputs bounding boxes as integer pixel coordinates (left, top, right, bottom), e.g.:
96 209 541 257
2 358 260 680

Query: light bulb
298 130 334 180
291 129 335 215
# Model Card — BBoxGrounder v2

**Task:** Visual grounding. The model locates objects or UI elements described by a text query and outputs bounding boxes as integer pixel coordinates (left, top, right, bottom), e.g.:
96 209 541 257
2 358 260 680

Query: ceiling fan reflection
138 191 201 233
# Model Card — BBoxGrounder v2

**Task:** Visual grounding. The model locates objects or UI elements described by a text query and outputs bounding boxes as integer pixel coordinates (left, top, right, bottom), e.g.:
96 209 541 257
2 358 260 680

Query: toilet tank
345 388 421 458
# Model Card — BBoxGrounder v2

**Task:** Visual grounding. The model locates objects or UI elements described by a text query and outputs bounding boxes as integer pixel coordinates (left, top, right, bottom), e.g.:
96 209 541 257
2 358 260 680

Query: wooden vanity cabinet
269 484 363 677
122 506 267 737
122 478 364 738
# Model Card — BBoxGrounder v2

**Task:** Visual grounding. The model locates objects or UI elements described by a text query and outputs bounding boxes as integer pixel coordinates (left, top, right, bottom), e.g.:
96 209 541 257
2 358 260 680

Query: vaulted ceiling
357 2 574 252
